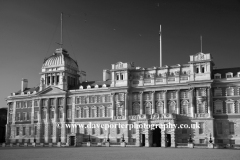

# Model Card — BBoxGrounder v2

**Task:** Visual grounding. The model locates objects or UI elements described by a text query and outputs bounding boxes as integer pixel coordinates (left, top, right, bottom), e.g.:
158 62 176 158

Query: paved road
0 147 240 160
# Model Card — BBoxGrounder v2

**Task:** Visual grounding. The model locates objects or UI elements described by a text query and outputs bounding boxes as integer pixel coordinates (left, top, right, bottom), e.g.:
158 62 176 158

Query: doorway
152 127 161 147
70 136 75 146
166 134 171 147
141 134 145 146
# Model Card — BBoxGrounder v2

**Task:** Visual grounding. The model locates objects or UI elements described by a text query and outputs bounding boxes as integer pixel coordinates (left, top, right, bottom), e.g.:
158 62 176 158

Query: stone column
161 129 166 147
189 88 195 118
53 98 58 143
176 90 180 114
50 74 52 85
12 101 16 124
30 100 35 142
207 87 213 118
72 97 76 133
61 96 67 143
44 99 50 143
124 92 128 119
54 74 57 85
151 91 155 114
37 99 42 143
145 128 150 147
171 129 176 148
111 93 115 119
164 91 167 114
136 127 141 147
140 92 143 114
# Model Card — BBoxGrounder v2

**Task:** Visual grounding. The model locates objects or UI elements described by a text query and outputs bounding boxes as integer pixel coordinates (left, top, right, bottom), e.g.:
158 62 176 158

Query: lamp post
88 134 91 142
209 133 213 143
122 134 125 142
107 133 110 142
188 133 193 143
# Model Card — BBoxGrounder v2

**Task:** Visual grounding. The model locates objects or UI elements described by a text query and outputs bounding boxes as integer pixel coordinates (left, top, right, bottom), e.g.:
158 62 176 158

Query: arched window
133 102 140 115
144 102 151 115
168 101 176 114
181 100 189 114
156 101 163 114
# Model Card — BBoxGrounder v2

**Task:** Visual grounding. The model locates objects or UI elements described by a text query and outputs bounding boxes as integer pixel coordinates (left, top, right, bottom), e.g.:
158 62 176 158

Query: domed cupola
39 48 80 91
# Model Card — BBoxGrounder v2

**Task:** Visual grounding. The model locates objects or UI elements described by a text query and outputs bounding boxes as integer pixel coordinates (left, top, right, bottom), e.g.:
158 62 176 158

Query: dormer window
238 72 240 77
226 72 233 78
214 73 221 79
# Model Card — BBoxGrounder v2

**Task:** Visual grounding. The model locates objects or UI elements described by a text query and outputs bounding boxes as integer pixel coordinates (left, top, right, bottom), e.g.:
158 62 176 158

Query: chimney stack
21 79 28 92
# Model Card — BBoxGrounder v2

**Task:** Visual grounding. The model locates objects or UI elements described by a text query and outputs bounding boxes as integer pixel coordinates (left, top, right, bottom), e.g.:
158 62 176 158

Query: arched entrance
152 127 161 147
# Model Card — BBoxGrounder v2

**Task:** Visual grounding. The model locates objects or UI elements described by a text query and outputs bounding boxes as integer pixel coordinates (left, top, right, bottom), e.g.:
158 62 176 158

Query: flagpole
61 12 63 48
159 25 162 67
200 35 202 53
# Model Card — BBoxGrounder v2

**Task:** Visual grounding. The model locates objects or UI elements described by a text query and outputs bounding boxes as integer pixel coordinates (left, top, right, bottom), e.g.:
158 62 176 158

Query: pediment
36 86 65 95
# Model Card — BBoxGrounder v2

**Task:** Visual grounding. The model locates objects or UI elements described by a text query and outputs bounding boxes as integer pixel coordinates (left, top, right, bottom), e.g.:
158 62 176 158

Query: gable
37 87 65 95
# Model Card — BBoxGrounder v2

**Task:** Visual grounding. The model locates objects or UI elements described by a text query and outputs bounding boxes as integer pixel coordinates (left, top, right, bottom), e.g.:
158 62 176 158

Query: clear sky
0 0 240 108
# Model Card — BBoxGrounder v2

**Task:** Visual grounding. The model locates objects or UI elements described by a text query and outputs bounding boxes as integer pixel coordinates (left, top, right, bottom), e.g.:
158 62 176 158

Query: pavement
0 147 240 160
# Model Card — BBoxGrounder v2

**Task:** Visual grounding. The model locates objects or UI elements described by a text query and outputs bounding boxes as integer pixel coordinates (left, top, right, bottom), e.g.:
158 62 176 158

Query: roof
14 86 39 95
212 67 240 78
42 48 78 70
78 80 112 89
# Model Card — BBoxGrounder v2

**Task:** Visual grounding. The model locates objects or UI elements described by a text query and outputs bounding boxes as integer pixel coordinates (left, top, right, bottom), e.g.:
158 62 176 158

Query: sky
0 0 240 108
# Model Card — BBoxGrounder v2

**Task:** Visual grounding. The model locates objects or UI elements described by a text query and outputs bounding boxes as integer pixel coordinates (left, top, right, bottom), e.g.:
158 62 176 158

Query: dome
42 48 78 70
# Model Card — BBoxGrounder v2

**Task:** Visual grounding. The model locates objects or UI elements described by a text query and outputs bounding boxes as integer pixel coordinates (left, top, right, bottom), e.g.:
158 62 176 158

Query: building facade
5 48 240 147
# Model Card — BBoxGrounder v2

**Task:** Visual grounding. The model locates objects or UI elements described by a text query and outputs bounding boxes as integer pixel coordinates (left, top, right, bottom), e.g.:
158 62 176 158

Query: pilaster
164 91 167 114
151 91 155 114
140 92 143 114
176 90 180 114
125 92 128 119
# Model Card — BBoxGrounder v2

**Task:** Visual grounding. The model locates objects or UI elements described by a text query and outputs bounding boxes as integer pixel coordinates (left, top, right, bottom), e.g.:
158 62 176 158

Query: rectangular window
217 139 223 144
9 113 12 122
23 112 27 121
217 122 223 134
34 126 37 135
117 138 121 143
16 102 20 108
34 100 38 107
132 138 136 143
34 111 38 120
199 122 204 134
99 108 103 117
214 88 222 96
50 110 54 119
229 122 234 134
59 110 63 118
16 127 19 136
17 112 21 121
67 109 71 119
132 127 136 134
50 99 55 106
23 127 26 135
58 98 63 106
199 139 205 144
182 139 188 143
29 127 32 135
50 125 53 136
100 127 104 135
83 109 88 118
117 125 121 134
182 128 188 134
227 103 234 113
75 97 80 104
107 108 112 117
76 109 80 118
84 125 88 134
230 140 235 145
42 110 46 119
92 128 95 135
27 101 32 108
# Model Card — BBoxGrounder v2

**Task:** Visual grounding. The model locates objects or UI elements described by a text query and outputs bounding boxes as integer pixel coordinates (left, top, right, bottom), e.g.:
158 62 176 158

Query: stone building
5 48 240 147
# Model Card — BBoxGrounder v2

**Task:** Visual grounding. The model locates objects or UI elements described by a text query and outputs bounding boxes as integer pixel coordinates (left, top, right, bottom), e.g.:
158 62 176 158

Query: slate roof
212 67 240 79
